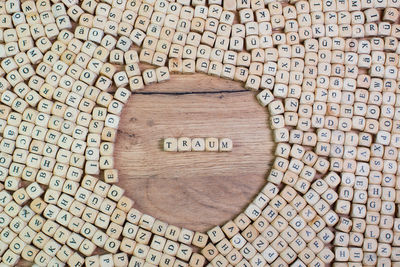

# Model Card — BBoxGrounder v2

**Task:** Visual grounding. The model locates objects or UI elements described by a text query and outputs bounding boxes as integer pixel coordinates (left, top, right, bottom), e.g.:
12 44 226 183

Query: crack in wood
132 89 249 95
117 129 136 138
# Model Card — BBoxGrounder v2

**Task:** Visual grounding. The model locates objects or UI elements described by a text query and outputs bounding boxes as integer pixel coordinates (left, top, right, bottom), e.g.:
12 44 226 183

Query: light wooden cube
163 138 177 152
219 138 233 152
191 138 205 151
177 137 191 152
104 169 119 183
142 69 157 85
156 66 170 82
205 137 219 152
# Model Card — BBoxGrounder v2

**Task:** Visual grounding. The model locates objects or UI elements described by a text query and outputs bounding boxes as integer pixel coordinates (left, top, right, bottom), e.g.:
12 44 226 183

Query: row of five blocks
163 137 233 152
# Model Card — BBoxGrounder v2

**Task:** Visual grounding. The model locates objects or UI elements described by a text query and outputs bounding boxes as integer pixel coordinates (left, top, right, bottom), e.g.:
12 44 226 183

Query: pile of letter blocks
0 0 398 266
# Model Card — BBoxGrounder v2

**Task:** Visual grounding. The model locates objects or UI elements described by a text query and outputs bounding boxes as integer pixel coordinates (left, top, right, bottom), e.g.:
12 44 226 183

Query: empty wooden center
115 74 273 232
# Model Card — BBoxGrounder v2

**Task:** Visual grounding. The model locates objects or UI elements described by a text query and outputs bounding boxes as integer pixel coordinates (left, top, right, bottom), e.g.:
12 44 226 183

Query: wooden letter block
178 137 191 152
104 169 119 184
164 138 178 152
205 137 219 152
192 138 205 152
219 138 233 152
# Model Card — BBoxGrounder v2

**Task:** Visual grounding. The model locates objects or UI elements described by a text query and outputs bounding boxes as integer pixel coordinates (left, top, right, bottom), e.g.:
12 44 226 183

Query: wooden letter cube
164 138 178 152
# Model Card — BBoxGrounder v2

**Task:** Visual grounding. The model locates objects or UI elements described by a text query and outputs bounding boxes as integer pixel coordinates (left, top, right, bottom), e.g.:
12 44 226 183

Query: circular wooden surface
114 74 273 232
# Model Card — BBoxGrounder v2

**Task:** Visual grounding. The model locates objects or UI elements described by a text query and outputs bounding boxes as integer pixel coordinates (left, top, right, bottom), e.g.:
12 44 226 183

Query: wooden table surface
115 73 274 233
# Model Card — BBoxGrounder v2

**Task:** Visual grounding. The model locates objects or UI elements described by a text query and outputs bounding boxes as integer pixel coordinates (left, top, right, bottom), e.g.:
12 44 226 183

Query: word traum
163 137 233 152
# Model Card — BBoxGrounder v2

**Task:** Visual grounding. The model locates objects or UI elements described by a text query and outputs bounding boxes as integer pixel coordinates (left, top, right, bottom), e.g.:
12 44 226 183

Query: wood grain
115 73 274 232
